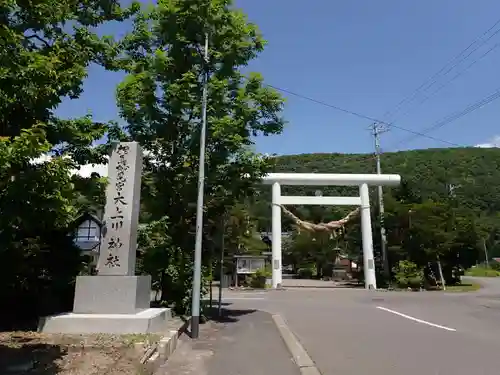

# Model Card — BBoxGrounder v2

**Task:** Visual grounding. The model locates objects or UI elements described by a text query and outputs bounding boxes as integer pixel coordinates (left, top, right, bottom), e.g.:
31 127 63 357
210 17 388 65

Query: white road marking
222 297 266 300
376 306 457 332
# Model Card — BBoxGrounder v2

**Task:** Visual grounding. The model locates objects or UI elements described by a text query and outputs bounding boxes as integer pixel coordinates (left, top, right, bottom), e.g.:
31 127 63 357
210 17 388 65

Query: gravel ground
0 316 185 375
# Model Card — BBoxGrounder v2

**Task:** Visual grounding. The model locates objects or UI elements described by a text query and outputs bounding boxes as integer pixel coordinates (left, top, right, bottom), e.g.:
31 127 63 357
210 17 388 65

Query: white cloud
73 162 109 178
476 135 500 148
31 153 109 177
29 149 168 178
30 154 54 164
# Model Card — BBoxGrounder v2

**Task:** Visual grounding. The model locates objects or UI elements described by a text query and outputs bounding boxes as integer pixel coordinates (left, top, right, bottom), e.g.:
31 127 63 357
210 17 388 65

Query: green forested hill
265 147 500 213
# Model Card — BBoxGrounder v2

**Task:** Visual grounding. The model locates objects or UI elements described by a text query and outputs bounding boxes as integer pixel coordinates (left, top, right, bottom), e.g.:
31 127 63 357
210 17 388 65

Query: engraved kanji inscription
113 194 127 206
105 253 121 268
97 142 142 275
107 236 123 250
110 215 124 229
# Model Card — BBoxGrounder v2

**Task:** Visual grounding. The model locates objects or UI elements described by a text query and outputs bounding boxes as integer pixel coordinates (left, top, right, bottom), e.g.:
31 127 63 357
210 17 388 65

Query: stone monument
38 142 170 334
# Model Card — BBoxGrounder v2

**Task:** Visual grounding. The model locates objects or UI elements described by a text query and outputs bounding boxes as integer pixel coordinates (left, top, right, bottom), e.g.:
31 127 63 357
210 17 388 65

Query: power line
261 82 459 146
327 81 496 169
275 83 496 171
383 123 461 147
390 86 500 149
249 79 494 172
263 83 380 123
385 40 500 127
254 80 464 172
379 17 500 123
245 17 500 172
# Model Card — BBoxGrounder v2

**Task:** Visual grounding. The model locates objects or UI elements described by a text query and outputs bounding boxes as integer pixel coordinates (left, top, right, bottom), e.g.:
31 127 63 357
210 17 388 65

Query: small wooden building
232 253 272 287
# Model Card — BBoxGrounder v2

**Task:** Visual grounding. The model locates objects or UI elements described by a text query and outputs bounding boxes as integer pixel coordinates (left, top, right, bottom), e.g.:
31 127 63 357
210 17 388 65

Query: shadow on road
183 306 258 337
205 307 258 324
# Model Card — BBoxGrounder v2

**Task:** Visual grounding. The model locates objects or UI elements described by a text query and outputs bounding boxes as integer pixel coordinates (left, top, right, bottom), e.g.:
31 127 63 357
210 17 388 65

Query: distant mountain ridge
268 147 500 213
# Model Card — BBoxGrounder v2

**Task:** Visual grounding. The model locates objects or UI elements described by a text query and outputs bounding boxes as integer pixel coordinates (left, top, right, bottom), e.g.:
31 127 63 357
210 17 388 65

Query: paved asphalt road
159 310 300 375
215 278 500 375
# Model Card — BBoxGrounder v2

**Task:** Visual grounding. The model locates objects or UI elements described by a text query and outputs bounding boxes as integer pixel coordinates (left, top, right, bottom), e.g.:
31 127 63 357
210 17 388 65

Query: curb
139 318 190 374
272 314 322 375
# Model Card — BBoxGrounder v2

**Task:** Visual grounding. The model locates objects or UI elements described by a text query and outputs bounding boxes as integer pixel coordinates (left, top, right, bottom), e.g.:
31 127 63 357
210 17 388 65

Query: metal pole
373 123 390 282
360 183 377 290
209 270 213 310
190 33 209 339
218 215 225 316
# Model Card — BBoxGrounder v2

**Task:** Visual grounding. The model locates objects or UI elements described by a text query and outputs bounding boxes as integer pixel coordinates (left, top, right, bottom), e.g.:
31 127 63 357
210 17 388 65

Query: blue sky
56 0 500 155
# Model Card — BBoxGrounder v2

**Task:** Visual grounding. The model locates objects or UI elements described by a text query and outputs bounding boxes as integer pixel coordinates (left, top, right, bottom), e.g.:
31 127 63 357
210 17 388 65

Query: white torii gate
262 173 401 290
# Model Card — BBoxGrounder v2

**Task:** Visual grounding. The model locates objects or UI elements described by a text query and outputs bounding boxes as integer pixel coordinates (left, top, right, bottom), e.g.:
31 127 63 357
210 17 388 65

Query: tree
116 0 285 313
72 173 107 216
0 0 138 326
386 197 479 286
223 202 267 257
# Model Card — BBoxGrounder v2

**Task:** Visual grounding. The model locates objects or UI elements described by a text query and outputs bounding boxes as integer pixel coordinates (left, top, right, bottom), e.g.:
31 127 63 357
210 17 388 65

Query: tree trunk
316 262 323 279
160 271 168 302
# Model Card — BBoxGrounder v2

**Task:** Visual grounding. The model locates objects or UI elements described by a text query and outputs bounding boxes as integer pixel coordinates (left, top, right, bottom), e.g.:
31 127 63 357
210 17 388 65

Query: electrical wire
243 61 497 170
345 87 500 169
389 86 500 149
379 17 500 124
256 81 494 173
385 41 500 126
261 82 459 146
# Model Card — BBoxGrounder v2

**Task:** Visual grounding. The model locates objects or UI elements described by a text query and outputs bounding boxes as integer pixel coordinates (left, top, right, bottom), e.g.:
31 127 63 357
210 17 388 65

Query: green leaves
1 0 139 137
117 0 285 223
0 0 139 325
115 0 285 307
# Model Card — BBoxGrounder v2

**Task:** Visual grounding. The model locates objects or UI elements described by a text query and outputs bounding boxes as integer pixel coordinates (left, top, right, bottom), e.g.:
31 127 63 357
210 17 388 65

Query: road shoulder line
272 314 322 375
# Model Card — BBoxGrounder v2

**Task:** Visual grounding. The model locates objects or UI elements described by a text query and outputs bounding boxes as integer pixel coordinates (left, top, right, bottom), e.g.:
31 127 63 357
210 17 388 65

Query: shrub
297 267 314 279
0 231 83 329
250 267 271 288
137 218 208 315
465 266 500 277
488 262 500 272
393 260 424 290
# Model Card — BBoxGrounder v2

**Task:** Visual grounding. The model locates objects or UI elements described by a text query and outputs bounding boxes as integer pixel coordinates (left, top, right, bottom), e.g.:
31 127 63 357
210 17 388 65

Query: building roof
70 212 102 231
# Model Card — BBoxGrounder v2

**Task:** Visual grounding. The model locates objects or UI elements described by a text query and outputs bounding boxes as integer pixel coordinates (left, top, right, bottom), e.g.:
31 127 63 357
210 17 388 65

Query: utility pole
191 33 209 339
483 238 490 268
372 123 390 282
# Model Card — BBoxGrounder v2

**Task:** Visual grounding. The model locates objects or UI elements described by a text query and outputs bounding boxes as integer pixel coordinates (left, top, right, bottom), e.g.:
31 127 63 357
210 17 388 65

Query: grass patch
393 282 482 292
464 267 500 277
444 282 482 293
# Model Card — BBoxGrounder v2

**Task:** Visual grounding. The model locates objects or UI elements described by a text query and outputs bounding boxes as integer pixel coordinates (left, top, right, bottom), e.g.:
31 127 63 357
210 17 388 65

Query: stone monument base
37 274 168 334
38 308 171 334
73 275 151 314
